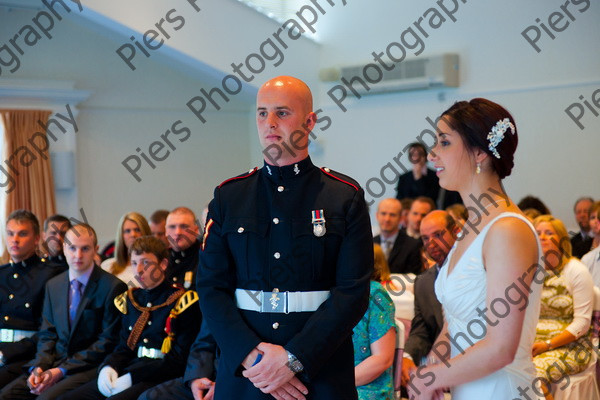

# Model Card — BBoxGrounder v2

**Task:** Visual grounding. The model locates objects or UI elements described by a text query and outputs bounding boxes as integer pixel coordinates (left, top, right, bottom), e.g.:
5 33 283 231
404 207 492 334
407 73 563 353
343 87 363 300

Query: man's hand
401 357 417 387
111 373 132 395
242 343 296 394
97 366 118 397
270 376 308 400
27 367 44 392
29 368 63 394
191 377 215 400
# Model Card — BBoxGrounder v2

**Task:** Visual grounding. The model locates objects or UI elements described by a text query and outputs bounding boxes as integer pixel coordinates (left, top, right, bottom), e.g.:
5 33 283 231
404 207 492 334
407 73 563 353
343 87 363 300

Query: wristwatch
286 350 304 374
545 339 552 350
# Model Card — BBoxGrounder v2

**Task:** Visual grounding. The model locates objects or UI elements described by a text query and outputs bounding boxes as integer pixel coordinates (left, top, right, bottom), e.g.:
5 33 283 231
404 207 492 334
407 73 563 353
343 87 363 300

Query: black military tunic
198 156 373 400
167 240 200 290
47 253 69 271
0 255 63 385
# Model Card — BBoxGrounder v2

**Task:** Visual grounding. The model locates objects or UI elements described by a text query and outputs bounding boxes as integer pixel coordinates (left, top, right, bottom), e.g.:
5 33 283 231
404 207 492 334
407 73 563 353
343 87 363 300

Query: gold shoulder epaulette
171 290 198 315
114 291 128 314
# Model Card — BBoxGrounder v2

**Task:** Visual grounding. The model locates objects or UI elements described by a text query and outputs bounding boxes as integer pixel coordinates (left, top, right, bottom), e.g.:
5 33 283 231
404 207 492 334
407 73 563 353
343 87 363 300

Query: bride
408 98 544 400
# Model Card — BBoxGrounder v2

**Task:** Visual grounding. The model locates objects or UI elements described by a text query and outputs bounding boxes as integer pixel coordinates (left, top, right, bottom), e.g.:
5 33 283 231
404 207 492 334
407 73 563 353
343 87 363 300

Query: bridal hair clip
486 118 515 159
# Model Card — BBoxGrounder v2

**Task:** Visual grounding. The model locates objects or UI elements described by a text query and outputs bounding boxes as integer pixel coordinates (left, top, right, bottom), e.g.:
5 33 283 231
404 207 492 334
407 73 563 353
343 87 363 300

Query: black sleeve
183 318 217 385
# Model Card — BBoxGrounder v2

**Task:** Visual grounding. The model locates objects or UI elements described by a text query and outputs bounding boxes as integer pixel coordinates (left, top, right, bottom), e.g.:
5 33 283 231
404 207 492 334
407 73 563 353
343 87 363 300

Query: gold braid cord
126 287 185 350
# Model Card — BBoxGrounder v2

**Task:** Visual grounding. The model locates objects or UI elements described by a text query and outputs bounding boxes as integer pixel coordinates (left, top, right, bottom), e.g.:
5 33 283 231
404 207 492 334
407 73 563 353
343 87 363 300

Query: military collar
48 253 65 262
10 253 41 268
262 156 315 182
169 239 200 261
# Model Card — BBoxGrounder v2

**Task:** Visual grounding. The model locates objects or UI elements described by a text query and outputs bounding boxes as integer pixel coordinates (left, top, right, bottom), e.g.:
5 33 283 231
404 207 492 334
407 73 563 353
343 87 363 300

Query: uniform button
128 326 132 331
175 259 181 264
273 288 279 293
4 316 8 321
272 322 279 329
143 338 149 344
148 321 152 325
238 227 245 233
25 303 30 308
277 186 284 192
146 302 152 307
274 252 281 259
13 273 18 279
8 294 14 300
173 277 178 282
272 218 279 224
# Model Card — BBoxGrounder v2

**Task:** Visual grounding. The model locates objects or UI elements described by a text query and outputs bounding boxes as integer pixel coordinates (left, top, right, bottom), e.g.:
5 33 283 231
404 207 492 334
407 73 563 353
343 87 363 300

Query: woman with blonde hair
101 212 151 287
532 215 595 399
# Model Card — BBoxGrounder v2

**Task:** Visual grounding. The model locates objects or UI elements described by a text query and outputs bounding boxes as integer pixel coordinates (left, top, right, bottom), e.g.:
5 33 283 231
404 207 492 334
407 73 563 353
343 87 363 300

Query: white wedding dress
435 212 544 399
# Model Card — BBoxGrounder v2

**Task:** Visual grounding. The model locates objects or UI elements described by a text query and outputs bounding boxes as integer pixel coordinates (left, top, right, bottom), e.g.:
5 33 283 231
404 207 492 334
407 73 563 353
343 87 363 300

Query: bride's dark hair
440 98 518 179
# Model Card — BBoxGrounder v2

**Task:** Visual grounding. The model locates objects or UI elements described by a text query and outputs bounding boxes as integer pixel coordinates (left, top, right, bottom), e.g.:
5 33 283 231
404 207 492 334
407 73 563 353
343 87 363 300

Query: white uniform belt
0 328 36 342
235 289 330 313
137 346 165 359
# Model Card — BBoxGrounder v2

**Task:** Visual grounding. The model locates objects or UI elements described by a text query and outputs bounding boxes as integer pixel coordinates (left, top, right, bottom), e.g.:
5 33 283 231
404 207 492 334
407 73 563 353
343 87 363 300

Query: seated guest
374 198 422 275
165 207 200 290
353 244 396 400
445 203 467 228
401 211 456 387
101 212 151 287
138 319 217 400
399 198 412 229
61 236 200 400
41 214 72 270
0 210 63 387
532 215 594 399
148 210 169 248
0 224 126 400
571 197 594 258
523 208 542 222
517 195 551 215
405 196 435 239
582 201 600 287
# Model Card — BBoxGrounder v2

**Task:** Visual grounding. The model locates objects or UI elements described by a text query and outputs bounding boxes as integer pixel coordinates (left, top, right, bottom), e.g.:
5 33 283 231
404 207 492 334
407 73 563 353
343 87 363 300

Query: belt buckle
261 290 287 313
0 329 14 342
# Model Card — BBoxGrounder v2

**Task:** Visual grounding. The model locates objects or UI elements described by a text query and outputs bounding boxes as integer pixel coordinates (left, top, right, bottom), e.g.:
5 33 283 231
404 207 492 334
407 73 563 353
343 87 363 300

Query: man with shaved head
401 210 458 388
373 198 422 274
198 76 372 400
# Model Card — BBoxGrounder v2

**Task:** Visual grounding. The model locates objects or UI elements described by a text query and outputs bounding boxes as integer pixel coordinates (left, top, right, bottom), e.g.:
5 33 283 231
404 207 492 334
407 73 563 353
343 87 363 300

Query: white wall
0 7 253 244
310 0 600 230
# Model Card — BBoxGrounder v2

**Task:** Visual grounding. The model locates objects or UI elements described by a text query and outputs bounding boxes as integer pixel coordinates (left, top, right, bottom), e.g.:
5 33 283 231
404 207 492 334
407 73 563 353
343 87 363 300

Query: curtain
0 110 56 262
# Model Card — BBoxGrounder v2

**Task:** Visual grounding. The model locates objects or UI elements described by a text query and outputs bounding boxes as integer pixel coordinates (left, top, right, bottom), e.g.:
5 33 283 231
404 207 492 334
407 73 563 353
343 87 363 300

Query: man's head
420 210 458 265
166 207 199 252
376 198 402 237
408 142 427 168
6 209 40 262
63 224 98 275
574 197 594 232
129 236 169 290
43 214 71 257
257 76 317 166
407 196 435 235
149 209 170 247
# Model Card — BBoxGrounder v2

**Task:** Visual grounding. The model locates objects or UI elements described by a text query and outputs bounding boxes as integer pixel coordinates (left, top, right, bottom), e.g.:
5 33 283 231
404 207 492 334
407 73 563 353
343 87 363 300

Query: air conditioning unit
319 53 459 95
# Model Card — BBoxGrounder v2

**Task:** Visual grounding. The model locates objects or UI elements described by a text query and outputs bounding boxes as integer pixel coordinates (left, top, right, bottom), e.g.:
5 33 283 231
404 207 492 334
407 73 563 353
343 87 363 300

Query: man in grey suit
401 211 458 385
0 224 126 400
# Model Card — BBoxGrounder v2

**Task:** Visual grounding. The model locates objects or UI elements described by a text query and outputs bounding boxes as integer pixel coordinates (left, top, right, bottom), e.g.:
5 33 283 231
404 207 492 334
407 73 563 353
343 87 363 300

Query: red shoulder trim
218 167 258 188
320 167 359 191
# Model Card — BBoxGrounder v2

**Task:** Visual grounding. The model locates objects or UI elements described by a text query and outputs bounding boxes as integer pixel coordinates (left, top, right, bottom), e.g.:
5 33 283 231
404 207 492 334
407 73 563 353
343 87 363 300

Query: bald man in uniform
198 76 372 400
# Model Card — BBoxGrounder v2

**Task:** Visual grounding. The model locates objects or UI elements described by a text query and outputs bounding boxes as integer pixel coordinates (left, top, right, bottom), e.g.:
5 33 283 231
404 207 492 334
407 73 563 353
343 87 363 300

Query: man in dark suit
401 210 458 385
571 197 594 258
40 214 72 271
0 224 126 399
373 198 422 275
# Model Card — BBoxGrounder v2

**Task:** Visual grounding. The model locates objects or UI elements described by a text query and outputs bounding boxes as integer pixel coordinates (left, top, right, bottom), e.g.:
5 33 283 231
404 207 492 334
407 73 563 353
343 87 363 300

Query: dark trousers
137 377 194 400
57 380 154 400
0 360 28 388
0 369 96 400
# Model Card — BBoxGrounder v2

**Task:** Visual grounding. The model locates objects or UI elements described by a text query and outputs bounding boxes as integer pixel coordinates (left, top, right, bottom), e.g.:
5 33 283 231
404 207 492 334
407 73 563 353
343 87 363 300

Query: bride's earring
476 163 481 174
